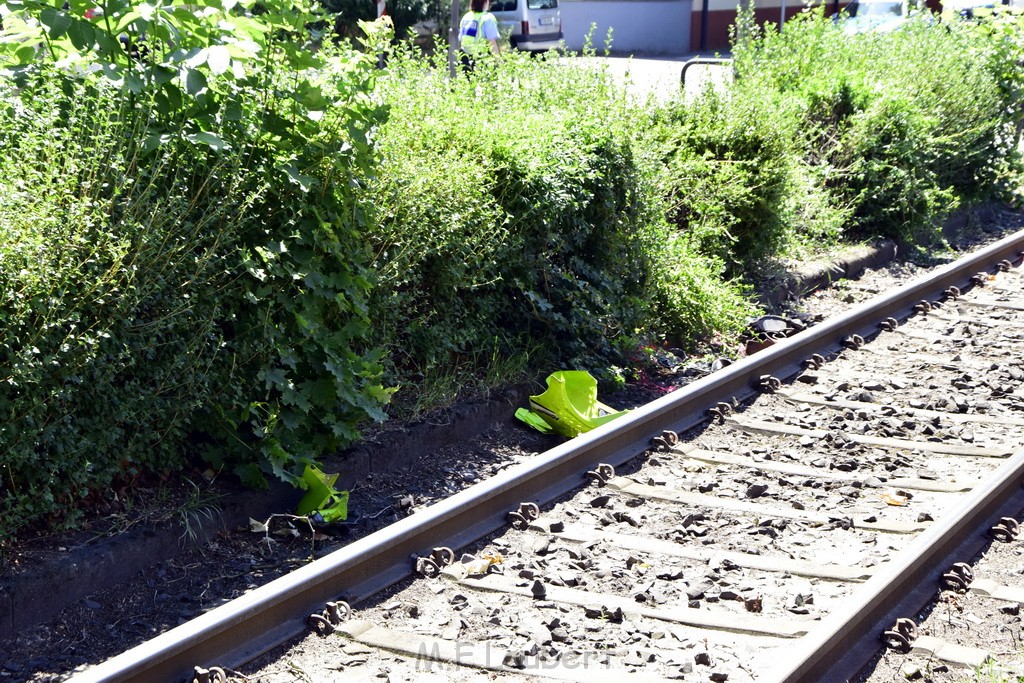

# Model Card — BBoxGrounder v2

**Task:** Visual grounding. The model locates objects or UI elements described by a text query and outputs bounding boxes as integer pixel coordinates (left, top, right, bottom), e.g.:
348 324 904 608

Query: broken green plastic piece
296 464 349 522
515 370 630 438
515 407 554 434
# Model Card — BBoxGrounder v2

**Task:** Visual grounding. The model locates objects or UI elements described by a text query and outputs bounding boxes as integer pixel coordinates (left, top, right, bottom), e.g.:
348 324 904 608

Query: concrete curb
757 240 899 309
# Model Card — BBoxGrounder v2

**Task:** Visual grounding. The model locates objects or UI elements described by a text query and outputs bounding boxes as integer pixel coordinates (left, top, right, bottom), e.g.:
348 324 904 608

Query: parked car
835 0 908 33
488 0 562 51
941 0 1006 20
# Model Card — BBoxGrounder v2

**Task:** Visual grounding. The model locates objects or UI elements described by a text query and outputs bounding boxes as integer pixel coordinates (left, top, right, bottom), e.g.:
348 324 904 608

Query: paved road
582 53 733 101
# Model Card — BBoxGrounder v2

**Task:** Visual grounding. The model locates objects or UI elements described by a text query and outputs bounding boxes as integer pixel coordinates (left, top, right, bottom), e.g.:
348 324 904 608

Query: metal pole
700 0 709 51
448 0 460 78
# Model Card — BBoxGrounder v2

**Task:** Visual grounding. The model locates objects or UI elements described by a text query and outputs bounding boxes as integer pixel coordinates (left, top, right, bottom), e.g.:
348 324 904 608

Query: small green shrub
364 44 650 378
646 229 756 346
652 86 806 268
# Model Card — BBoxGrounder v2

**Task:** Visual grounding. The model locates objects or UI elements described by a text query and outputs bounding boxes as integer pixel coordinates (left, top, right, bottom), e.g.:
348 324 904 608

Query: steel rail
768 445 1024 683
72 229 1024 683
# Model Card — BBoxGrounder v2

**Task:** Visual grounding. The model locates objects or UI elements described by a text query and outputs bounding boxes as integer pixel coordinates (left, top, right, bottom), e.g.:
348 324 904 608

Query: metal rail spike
990 517 1020 542
841 334 865 350
192 667 227 683
707 401 734 424
944 285 961 300
754 375 781 393
586 464 615 486
878 317 899 331
914 300 932 314
507 502 541 529
649 430 679 451
802 353 826 370
307 600 352 636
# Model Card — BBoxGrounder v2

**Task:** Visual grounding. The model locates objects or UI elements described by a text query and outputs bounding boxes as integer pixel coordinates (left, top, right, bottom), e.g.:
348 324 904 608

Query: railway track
72 230 1024 683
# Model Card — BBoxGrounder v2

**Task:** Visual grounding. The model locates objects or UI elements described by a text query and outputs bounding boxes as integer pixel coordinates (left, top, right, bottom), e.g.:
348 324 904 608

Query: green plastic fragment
514 407 555 434
515 370 630 438
296 464 349 522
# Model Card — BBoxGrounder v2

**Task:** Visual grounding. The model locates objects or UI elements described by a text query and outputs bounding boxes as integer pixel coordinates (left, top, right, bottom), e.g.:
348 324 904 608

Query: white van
488 0 562 52
835 0 909 33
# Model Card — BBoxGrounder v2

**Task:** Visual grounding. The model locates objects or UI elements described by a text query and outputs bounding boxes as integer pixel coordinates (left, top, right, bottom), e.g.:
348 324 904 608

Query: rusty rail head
72 229 1024 683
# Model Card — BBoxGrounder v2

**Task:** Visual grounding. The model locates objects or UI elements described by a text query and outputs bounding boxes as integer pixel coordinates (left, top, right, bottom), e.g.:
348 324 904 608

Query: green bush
361 40 753 396
730 9 1020 246
652 86 810 268
646 229 756 347
0 0 390 539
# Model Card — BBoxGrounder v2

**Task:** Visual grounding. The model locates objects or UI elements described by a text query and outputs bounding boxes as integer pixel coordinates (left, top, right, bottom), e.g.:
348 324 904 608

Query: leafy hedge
362 38 754 400
0 0 390 538
652 7 1024 274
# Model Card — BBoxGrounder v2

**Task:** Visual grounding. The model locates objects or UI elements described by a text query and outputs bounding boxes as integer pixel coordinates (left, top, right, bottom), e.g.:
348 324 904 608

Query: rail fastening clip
882 617 919 653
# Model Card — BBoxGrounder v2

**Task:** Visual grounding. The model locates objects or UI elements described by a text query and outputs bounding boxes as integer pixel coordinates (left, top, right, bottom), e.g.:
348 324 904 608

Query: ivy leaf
235 463 268 490
185 67 207 95
365 384 396 404
39 7 73 39
281 387 311 411
207 44 230 75
300 377 336 406
265 442 301 485
185 131 230 151
262 367 288 389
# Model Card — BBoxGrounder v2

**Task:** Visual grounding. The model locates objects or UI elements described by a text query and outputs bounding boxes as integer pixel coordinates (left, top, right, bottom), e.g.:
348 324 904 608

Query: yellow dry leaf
882 493 908 506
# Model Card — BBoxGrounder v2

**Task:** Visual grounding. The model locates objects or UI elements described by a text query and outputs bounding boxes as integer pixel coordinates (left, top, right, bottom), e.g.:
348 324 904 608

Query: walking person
458 0 500 71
